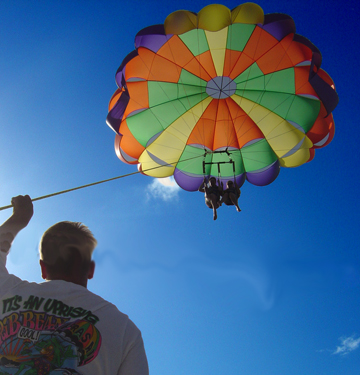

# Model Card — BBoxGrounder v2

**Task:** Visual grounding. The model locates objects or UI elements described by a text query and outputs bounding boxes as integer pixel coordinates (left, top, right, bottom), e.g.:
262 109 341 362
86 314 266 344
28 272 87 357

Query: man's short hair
39 222 97 276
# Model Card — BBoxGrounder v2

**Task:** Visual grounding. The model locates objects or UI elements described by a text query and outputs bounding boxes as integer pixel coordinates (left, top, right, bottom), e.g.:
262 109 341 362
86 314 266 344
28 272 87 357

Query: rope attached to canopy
0 153 206 212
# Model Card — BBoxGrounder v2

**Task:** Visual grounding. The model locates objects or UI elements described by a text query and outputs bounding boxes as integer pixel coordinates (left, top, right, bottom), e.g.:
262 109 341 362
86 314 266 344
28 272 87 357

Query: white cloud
146 177 181 201
333 336 360 355
200 262 276 310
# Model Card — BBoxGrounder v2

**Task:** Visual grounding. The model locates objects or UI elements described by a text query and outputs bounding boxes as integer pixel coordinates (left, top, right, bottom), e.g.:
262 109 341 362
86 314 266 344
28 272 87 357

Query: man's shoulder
76 286 142 338
81 286 128 316
0 271 32 294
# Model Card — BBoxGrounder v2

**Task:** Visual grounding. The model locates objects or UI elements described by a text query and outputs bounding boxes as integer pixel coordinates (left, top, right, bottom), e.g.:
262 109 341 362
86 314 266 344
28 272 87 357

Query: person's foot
236 206 241 212
213 211 217 220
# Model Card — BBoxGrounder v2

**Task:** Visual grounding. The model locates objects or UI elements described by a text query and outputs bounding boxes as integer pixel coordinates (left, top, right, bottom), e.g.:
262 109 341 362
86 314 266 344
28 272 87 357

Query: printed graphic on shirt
0 295 102 375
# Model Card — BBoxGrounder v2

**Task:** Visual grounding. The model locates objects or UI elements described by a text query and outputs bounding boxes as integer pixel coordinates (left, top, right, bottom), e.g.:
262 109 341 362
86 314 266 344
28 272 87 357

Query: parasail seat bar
202 160 236 176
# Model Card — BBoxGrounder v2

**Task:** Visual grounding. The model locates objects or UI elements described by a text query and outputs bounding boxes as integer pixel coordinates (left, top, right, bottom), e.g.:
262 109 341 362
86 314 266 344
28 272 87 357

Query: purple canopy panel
135 25 165 42
136 34 172 53
217 174 246 189
261 13 296 41
106 92 129 133
293 33 322 68
135 24 172 53
246 161 280 186
309 74 339 115
174 169 204 192
115 50 138 88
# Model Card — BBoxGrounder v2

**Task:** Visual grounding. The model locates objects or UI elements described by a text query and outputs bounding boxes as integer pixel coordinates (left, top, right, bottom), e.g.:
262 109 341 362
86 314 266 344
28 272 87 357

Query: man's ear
39 259 47 280
88 260 95 280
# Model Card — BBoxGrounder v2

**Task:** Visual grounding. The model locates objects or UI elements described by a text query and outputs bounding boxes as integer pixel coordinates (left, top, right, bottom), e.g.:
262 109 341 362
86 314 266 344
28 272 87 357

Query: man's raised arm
0 195 33 254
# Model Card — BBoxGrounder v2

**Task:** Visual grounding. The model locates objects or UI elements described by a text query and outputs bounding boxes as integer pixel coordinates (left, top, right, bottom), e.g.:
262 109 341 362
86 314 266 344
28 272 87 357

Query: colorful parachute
106 2 338 191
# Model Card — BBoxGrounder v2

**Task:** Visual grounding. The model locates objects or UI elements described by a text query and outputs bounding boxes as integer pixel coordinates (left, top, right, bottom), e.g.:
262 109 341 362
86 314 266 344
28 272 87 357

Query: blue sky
0 0 359 374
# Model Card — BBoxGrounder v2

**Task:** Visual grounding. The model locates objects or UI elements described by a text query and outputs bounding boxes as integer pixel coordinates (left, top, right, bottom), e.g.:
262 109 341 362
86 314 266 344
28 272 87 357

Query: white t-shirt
0 250 149 375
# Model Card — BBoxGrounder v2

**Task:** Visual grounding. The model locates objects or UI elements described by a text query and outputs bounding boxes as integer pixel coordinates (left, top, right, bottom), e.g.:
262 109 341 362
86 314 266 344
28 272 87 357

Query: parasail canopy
107 2 338 191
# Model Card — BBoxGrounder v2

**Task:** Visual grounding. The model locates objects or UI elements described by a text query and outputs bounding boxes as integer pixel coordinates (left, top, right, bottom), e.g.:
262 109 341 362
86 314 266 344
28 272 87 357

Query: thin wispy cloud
198 262 277 310
333 336 360 355
146 177 181 201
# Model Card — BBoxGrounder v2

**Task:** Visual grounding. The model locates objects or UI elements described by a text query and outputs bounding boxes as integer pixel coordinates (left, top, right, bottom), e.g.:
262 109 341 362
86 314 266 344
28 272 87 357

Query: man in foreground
0 195 149 375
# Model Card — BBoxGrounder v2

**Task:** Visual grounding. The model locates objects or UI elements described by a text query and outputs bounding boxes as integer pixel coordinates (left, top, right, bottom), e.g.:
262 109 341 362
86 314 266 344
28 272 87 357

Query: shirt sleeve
0 231 14 276
118 320 149 375
0 248 9 276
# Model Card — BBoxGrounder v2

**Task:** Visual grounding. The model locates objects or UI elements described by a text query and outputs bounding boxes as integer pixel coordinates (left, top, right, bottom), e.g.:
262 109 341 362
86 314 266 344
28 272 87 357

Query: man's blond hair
39 221 97 267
